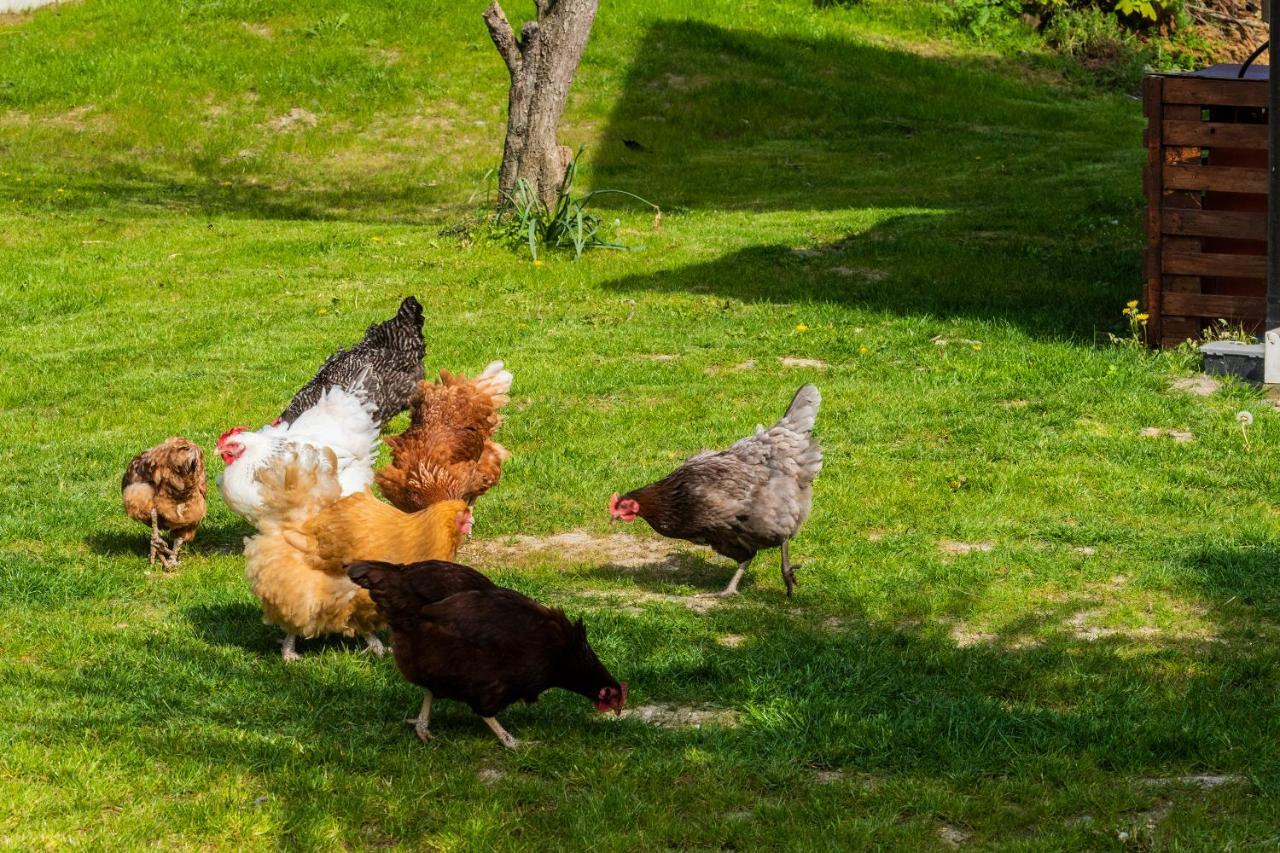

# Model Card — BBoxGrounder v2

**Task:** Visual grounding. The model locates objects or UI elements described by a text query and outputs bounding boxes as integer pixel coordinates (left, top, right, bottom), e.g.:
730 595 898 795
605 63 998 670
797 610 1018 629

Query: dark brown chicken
348 560 627 749
609 384 822 597
121 437 208 569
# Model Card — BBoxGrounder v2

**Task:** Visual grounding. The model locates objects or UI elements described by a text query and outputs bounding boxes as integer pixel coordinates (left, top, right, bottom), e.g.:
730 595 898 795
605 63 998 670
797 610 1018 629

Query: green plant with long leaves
496 146 660 260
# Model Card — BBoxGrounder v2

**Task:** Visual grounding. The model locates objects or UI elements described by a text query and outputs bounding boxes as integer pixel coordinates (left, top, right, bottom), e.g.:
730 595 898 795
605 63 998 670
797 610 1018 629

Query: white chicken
216 385 379 526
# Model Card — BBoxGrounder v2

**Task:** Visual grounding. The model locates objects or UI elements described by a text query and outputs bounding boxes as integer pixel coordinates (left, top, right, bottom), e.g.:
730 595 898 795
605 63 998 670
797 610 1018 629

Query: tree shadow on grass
592 20 1141 339
25 593 1280 845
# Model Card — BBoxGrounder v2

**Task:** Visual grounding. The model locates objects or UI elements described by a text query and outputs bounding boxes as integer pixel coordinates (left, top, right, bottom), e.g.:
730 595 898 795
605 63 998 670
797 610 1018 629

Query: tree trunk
484 0 598 212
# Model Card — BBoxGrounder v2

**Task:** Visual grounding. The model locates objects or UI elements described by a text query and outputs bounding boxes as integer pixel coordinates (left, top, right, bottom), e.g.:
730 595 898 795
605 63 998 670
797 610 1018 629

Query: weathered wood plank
1162 120 1266 148
1143 75 1164 346
1164 164 1267 193
1162 292 1265 320
1162 250 1267 277
1162 77 1266 108
1162 209 1267 240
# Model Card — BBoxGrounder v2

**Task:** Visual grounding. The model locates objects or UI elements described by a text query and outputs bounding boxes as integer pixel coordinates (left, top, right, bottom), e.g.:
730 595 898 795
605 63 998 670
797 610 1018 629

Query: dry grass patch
462 531 684 570
620 703 739 729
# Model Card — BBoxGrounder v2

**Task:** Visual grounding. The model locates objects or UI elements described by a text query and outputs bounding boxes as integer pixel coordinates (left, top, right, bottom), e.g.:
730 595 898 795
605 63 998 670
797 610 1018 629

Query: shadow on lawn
37 588 1279 843
83 520 249 560
591 19 1142 338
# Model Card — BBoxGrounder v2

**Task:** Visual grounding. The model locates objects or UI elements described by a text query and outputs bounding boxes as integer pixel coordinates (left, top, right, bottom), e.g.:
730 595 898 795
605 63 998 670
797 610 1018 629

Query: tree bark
484 0 598 211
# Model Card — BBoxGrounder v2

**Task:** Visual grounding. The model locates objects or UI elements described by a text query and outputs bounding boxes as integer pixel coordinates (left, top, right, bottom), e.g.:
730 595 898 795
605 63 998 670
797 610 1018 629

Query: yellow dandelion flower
858 345 869 354
972 343 982 351
317 307 328 315
533 259 544 267
1135 313 1149 322
795 323 809 333
1126 300 1139 309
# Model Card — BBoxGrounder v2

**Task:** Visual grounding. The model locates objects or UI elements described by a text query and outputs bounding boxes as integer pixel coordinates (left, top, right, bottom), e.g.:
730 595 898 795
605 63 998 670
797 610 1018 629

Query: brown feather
375 363 512 510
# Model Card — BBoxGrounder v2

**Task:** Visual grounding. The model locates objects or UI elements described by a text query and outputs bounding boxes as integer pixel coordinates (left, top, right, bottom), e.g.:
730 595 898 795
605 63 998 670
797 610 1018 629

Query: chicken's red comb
217 425 248 448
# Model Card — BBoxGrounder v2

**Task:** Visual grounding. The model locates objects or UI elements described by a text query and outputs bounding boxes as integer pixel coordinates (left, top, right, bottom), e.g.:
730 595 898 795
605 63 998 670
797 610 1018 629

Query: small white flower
1237 411 1254 427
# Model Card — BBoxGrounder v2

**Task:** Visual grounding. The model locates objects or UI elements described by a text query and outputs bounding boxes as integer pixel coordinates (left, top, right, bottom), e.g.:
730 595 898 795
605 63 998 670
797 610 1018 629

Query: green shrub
1043 5 1154 89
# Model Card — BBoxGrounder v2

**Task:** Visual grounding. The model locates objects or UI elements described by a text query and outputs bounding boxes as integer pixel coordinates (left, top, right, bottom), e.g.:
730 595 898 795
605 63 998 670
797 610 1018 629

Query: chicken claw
363 633 387 657
780 539 797 598
404 692 433 742
281 634 302 663
483 716 521 750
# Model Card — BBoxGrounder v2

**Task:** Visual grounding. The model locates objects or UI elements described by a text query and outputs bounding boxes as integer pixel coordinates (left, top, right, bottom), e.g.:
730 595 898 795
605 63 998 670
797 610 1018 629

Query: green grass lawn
3 0 1280 848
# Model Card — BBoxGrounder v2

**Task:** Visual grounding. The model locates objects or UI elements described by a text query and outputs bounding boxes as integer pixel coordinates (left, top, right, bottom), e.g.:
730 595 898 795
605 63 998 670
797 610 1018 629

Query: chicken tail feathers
779 384 821 435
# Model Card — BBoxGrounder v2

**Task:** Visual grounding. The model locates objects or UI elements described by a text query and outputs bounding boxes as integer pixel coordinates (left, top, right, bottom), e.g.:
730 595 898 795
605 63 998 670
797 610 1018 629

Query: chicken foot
404 691 433 742
362 633 387 657
281 633 302 663
699 557 754 598
147 509 174 568
780 539 797 598
159 536 186 571
482 715 521 750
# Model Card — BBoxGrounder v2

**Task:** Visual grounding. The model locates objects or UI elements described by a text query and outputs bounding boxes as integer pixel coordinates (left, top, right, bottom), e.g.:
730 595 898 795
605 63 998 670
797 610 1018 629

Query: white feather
218 386 378 527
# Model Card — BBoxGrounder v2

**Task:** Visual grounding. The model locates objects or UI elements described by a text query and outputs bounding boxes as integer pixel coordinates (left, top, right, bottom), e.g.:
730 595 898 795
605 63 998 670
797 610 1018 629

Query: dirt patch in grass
937 823 972 848
1169 375 1221 396
830 266 888 281
646 353 678 362
620 703 738 729
939 539 994 555
780 356 828 369
1140 427 1194 443
268 108 318 133
717 634 746 648
241 21 272 38
463 531 684 570
1141 774 1247 789
477 767 505 784
581 588 723 615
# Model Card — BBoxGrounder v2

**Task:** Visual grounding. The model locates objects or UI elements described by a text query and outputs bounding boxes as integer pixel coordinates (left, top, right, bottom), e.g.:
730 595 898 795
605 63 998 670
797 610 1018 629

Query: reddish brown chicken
348 559 627 749
375 361 512 511
121 437 207 569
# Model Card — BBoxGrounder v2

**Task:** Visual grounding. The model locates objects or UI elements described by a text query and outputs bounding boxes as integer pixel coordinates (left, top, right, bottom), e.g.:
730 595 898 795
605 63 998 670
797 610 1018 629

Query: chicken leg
363 633 387 657
281 633 302 663
699 557 753 598
482 715 520 750
780 539 797 597
148 509 172 567
404 691 433 742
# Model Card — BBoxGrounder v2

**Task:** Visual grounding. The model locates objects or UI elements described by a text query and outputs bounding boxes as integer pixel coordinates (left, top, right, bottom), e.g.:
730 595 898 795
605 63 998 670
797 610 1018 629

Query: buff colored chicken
121 437 207 569
376 361 513 511
245 445 473 661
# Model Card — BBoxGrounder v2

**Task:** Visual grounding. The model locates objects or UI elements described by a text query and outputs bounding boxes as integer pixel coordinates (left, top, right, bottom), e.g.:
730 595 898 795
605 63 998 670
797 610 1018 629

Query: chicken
348 559 627 748
216 385 379 526
280 296 425 428
608 384 822 597
375 361 513 511
121 437 208 569
243 445 473 661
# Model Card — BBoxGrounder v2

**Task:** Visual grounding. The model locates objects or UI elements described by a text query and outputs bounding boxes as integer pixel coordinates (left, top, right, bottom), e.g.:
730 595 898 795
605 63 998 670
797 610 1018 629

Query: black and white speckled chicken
608 384 822 598
280 296 425 428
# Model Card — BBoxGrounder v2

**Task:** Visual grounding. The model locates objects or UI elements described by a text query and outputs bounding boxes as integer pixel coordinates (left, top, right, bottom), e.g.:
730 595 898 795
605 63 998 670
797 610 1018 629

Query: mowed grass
2 0 1280 848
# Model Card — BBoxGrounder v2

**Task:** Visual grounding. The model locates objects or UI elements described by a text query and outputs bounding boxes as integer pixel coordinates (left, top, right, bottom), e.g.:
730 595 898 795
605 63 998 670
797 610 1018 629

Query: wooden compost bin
1143 64 1268 348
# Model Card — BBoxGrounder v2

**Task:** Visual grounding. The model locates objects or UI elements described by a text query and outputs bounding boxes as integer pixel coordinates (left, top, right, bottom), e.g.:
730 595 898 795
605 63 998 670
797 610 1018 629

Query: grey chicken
280 296 425 428
609 384 822 597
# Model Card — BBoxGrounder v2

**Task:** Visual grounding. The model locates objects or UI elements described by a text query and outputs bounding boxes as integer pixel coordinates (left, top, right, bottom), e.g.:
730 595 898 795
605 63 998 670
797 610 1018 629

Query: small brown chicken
349 559 627 749
376 361 513 511
121 437 208 569
245 445 473 661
